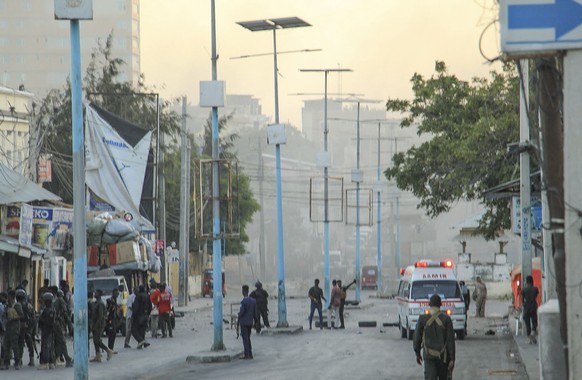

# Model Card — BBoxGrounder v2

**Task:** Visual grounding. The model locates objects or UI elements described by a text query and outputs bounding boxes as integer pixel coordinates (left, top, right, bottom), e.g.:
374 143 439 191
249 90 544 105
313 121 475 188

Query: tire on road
400 318 407 339
456 329 465 340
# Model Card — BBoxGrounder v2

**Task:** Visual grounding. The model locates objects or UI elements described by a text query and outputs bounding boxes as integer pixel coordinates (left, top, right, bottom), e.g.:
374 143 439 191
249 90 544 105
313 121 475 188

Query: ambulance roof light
399 268 405 276
442 260 453 268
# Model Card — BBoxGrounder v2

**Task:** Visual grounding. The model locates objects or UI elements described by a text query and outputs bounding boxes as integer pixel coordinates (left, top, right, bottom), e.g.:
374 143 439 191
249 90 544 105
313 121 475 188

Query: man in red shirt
151 283 173 338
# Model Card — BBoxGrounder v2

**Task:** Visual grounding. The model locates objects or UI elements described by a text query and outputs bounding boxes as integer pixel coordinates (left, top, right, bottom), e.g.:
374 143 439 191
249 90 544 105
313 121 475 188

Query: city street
7 289 528 380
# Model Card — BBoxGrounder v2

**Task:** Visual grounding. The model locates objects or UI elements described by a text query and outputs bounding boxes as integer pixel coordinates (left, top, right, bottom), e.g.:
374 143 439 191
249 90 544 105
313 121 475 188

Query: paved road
6 290 528 380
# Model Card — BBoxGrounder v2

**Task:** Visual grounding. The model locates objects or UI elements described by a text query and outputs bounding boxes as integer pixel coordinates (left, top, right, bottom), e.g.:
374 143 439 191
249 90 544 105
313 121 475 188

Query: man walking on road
473 277 487 318
238 285 256 359
521 275 539 344
91 290 115 363
125 287 137 348
308 279 326 330
413 294 455 380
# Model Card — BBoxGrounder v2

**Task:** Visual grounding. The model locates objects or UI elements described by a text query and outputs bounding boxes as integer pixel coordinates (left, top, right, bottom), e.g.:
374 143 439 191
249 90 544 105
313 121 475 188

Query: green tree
183 114 259 256
37 35 181 204
384 61 524 239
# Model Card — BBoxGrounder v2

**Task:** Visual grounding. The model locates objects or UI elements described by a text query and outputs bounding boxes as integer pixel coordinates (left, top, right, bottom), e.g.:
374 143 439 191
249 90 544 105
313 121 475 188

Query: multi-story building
0 0 140 95
0 85 33 175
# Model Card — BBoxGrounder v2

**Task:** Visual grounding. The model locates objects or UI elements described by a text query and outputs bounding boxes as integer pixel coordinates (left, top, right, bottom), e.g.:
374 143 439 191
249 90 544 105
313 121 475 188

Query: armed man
54 290 73 367
413 294 456 380
15 289 35 367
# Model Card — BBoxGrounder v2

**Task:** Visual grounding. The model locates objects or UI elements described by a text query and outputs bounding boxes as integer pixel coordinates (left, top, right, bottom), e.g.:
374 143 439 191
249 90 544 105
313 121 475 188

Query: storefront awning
0 235 47 259
0 163 61 204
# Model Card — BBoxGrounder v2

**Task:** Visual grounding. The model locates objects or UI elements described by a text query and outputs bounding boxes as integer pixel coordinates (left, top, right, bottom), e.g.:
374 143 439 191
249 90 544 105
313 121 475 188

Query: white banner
85 104 153 231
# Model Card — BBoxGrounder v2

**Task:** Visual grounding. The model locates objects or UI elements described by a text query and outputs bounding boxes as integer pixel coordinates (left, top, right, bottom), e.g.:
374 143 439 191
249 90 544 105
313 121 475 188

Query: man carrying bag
413 294 456 380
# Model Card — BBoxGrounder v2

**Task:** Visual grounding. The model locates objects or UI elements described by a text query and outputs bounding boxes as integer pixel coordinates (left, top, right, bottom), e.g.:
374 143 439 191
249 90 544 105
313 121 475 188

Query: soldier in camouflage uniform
1 290 23 370
53 290 73 367
38 292 56 370
15 289 35 367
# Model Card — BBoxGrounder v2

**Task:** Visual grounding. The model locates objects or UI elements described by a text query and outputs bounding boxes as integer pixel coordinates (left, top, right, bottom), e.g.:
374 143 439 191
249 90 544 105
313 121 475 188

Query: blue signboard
500 0 582 54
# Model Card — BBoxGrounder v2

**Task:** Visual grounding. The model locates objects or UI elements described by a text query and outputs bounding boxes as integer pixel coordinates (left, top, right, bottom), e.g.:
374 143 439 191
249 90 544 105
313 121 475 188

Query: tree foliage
36 34 259 255
384 61 522 239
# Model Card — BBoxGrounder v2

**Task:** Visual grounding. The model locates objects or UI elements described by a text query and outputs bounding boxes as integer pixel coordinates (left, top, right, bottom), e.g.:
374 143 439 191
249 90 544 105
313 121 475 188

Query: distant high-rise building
0 0 140 96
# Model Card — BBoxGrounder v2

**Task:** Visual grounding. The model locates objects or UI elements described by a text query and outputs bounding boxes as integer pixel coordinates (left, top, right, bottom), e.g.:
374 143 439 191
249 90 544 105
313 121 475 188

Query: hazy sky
140 0 501 129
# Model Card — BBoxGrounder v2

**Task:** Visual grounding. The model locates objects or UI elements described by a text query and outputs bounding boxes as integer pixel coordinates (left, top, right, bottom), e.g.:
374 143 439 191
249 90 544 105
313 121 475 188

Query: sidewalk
508 312 541 380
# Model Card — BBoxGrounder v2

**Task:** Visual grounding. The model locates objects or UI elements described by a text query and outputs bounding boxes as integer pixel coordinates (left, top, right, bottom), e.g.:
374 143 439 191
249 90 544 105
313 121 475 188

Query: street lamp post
299 68 352 307
237 17 311 328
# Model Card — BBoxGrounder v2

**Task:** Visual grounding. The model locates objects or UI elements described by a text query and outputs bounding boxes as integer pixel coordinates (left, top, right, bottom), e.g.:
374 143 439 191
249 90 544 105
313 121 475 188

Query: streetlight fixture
339 98 381 303
237 16 311 328
299 68 352 308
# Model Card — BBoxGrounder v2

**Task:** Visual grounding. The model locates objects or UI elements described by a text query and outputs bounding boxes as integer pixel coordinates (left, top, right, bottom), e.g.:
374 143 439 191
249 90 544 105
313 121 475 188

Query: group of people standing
0 279 74 371
307 278 355 330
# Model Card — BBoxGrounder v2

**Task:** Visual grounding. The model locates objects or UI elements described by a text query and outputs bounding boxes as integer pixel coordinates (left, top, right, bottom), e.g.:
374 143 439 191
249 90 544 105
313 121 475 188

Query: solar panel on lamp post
299 68 352 309
237 17 311 328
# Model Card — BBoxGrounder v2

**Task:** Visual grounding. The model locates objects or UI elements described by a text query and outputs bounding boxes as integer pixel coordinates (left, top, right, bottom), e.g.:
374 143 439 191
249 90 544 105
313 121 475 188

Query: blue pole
355 102 361 303
376 123 382 294
323 72 330 309
272 28 288 328
70 19 88 380
210 0 225 351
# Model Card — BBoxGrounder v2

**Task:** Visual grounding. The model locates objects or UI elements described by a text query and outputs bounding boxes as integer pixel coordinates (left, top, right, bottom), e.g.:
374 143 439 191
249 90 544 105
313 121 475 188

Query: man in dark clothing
1 290 23 370
238 285 257 359
105 288 120 351
338 279 356 329
308 278 326 330
38 279 50 310
53 290 73 367
413 294 455 380
15 289 35 367
521 275 539 344
37 292 56 370
91 290 115 362
249 281 269 328
131 286 151 349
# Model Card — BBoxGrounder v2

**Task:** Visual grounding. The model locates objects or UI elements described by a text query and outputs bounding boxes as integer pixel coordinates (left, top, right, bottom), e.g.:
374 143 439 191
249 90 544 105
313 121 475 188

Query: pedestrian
473 277 487 318
237 285 257 359
328 280 341 329
15 289 35 367
338 279 356 329
105 288 120 351
0 292 7 362
308 278 326 330
87 291 93 354
521 275 539 344
124 287 137 348
413 294 455 380
16 279 28 293
149 286 160 338
459 281 470 312
131 286 151 349
60 282 74 337
90 289 115 363
37 292 56 370
53 290 73 367
1 290 23 370
152 284 173 338
38 279 50 310
250 281 269 329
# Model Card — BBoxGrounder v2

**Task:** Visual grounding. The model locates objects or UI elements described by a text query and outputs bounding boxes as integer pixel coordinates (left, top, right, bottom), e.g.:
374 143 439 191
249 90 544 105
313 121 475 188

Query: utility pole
179 96 190 307
563 51 582 378
158 99 167 284
54 1 92 378
258 137 266 281
519 60 532 288
538 57 567 377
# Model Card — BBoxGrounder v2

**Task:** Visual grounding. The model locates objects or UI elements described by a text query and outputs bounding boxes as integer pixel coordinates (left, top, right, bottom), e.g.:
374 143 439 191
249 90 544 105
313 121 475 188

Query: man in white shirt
124 287 137 348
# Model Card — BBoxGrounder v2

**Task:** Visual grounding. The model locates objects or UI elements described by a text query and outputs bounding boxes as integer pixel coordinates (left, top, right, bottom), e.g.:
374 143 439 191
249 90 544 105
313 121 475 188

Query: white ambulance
396 260 466 340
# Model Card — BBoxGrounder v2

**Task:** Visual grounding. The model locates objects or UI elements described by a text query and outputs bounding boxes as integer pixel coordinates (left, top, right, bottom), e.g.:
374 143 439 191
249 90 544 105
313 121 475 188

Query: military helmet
42 292 54 301
15 289 27 299
255 281 262 288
